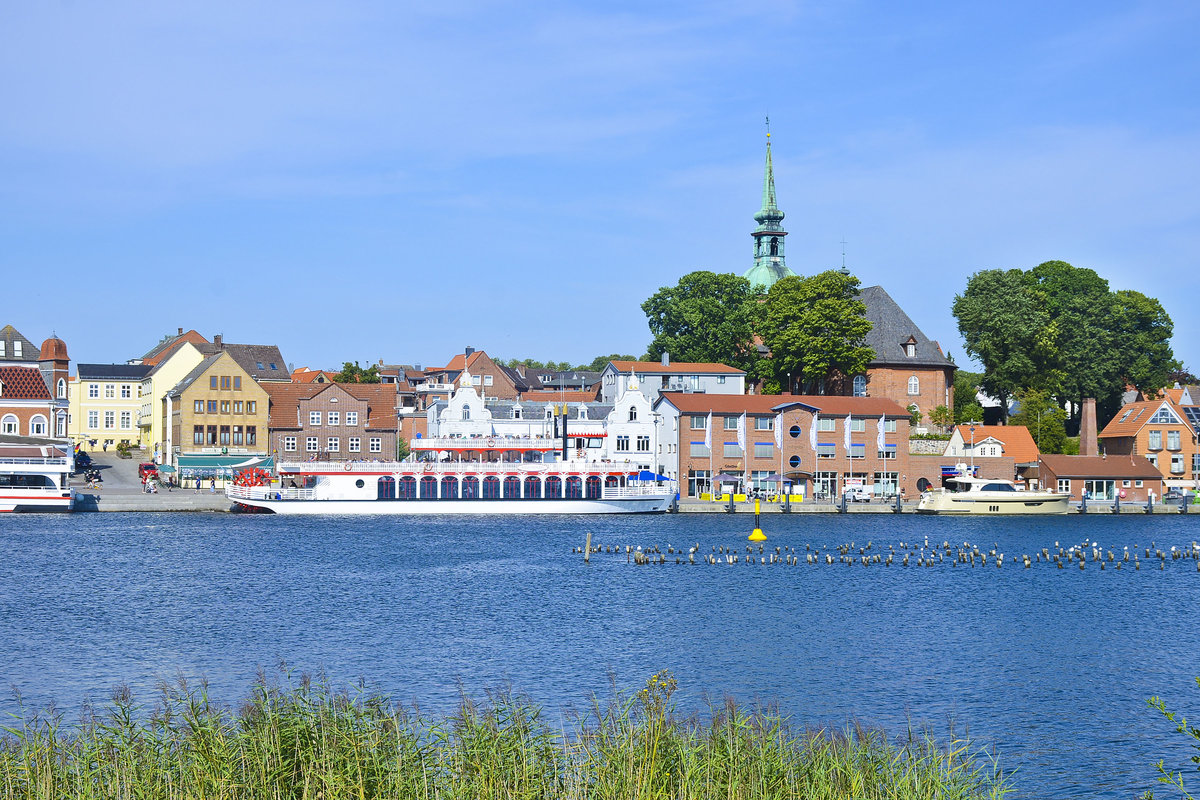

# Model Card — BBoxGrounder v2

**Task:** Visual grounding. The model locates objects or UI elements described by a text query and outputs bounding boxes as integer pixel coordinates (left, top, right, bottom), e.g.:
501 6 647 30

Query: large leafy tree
581 354 639 371
953 369 985 424
1009 388 1069 454
334 361 381 383
1025 261 1118 414
641 271 764 374
759 271 874 394
953 269 1053 420
1110 289 1176 398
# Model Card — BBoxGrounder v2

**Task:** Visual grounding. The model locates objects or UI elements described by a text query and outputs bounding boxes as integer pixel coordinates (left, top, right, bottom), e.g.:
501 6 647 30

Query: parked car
1163 489 1187 502
843 486 874 503
138 462 159 481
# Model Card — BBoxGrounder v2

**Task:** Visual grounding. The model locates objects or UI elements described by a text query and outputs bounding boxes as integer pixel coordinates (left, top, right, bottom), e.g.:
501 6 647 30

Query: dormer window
512 407 522 419
628 407 637 422
578 407 588 419
462 407 471 420
903 337 917 358
0 341 5 357
14 341 22 358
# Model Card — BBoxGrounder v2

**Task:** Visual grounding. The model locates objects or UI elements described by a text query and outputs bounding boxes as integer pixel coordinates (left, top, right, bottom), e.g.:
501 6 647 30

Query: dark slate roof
0 325 39 363
166 354 224 399
859 286 955 369
1183 406 1200 434
497 364 532 392
0 365 53 399
77 363 153 380
197 343 290 382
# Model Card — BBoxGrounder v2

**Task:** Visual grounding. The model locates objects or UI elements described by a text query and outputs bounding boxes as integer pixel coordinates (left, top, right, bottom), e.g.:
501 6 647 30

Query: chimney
177 327 183 335
213 334 223 349
661 352 669 367
1080 398 1098 456
465 346 475 359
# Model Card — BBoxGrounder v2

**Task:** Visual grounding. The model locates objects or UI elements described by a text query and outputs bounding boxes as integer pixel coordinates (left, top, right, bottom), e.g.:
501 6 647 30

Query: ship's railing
277 460 649 475
0 485 72 495
603 484 676 498
0 457 72 467
412 436 563 450
227 485 316 501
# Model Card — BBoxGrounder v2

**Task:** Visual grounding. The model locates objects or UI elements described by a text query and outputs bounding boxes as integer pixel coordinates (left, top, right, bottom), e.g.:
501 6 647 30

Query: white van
843 485 874 503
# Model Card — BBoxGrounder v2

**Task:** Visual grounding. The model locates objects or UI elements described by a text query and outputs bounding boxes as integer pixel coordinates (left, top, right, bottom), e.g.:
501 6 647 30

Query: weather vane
765 115 771 139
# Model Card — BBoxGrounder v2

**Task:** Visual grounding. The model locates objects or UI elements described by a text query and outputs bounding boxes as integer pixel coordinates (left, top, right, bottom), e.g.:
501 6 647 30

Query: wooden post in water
584 531 591 564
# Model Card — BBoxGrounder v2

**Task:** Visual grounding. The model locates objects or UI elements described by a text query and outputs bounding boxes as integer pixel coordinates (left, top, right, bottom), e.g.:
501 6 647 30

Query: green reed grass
1 670 1009 799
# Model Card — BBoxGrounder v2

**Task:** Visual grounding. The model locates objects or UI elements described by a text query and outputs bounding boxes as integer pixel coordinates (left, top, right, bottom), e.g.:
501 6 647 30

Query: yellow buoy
749 497 767 541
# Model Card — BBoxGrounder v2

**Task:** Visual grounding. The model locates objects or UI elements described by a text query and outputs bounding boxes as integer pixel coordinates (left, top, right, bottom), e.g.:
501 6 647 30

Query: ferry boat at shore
226 457 676 514
916 464 1069 515
0 443 76 512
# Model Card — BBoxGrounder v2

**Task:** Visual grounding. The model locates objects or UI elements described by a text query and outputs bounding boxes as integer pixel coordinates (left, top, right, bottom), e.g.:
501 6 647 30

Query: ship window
440 476 459 499
545 476 562 499
355 479 365 489
586 476 602 499
524 476 542 499
462 476 480 499
482 476 501 499
566 476 583 498
398 476 417 499
980 483 1016 492
377 476 396 500
420 476 438 498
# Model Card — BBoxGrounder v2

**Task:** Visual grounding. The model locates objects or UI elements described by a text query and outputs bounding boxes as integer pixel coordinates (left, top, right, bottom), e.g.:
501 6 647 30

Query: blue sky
3 1 1198 376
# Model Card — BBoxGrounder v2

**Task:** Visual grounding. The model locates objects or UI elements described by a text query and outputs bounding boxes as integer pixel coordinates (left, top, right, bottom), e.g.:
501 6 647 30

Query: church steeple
744 118 795 290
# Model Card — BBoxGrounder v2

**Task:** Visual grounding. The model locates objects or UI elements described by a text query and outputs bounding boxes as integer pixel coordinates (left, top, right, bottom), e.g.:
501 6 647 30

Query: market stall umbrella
629 470 669 481
714 474 742 484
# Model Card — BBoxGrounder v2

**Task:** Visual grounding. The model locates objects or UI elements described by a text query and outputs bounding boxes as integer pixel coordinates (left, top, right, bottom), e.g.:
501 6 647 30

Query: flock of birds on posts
572 536 1200 572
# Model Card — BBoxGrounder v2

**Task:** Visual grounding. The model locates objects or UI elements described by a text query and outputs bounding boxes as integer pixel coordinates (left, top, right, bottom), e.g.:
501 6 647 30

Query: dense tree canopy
1009 388 1069 455
759 271 874 394
953 369 985 424
641 271 764 374
333 361 381 383
581 354 639 372
953 261 1176 423
501 358 576 372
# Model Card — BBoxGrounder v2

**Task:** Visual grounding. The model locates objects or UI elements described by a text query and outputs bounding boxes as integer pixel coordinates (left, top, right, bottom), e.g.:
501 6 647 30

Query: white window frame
29 415 47 436
483 375 493 386
346 411 359 426
348 437 361 452
369 437 382 453
0 414 16 435
636 435 650 452
907 376 920 395
306 437 319 452
283 436 297 452
120 384 132 399
87 410 99 429
104 411 115 429
328 411 340 426
327 437 339 452
309 411 322 426
754 416 773 431
88 384 99 399
105 383 116 399
120 411 132 430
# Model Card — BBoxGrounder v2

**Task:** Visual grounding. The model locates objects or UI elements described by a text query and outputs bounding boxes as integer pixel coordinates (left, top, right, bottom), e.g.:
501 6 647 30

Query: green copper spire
744 118 795 290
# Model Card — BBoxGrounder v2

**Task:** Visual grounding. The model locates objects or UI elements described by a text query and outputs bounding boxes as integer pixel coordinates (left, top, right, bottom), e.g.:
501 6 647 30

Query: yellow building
165 351 271 482
139 342 207 463
69 364 154 450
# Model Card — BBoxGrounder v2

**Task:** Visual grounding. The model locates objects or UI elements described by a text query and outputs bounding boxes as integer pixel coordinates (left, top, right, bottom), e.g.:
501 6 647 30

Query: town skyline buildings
3 2 1198 373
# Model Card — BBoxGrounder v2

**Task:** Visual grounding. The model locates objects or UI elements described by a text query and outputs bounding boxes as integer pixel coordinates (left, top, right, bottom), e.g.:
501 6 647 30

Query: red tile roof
442 352 485 372
1099 398 1186 438
953 424 1040 463
610 360 744 375
290 367 338 383
1040 454 1162 479
0 366 51 400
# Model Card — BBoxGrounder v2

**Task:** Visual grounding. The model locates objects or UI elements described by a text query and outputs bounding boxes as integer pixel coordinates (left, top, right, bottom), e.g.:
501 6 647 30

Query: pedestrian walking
195 478 200 493
209 478 216 494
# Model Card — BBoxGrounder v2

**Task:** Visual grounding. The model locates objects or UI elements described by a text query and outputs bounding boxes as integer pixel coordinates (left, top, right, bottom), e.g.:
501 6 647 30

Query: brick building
1039 454 1163 502
0 326 70 441
265 381 399 461
1099 396 1198 492
654 392 914 499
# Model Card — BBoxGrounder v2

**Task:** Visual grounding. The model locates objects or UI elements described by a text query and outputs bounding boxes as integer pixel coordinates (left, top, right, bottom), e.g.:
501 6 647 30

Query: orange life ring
486 437 496 448
344 462 352 471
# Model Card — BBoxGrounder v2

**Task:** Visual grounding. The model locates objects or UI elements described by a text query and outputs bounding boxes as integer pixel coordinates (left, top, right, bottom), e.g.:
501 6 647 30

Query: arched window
398 476 417 499
565 476 583 498
29 415 47 437
461 407 471 420
462 476 480 499
852 375 867 397
482 476 501 499
56 378 67 399
420 476 438 499
0 414 17 435
377 476 396 500
503 476 521 498
770 237 779 256
523 476 542 499
545 476 562 499
440 476 459 500
628 406 637 422
585 476 602 499
907 376 920 395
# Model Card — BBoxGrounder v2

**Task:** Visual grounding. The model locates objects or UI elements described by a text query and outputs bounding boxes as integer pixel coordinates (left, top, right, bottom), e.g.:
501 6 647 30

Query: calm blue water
3 512 1200 798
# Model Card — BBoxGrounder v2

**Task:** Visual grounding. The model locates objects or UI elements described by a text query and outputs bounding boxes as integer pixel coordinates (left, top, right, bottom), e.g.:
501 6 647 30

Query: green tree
1111 289 1176 398
1025 260 1118 415
929 405 953 430
396 437 410 460
581 354 639 372
334 361 381 383
641 271 764 374
1009 388 1068 454
759 271 874 394
953 369 985 424
953 269 1052 421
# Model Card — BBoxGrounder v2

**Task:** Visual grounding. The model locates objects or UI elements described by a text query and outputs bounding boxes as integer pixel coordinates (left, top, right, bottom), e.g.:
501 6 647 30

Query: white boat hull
0 489 75 513
916 492 1069 515
230 496 673 515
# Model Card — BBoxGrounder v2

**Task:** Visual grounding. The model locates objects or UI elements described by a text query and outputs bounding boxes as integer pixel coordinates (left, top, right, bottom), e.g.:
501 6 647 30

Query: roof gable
859 286 954 368
0 365 52 400
1100 398 1188 437
0 325 40 363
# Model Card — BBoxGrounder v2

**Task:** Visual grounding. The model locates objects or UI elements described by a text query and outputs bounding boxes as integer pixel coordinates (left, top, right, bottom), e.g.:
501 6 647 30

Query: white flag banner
774 412 784 450
736 412 747 452
703 411 712 450
876 416 886 451
810 413 818 450
844 414 852 452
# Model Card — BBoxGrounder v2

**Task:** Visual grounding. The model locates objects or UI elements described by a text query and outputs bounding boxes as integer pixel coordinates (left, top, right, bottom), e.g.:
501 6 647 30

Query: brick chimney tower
1080 398 1098 456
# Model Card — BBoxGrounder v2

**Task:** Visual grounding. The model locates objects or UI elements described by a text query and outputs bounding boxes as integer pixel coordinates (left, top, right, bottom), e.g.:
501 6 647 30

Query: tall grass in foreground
0 670 1009 799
